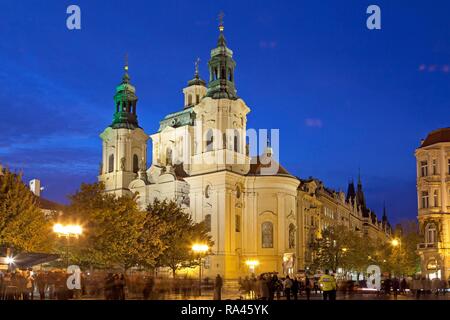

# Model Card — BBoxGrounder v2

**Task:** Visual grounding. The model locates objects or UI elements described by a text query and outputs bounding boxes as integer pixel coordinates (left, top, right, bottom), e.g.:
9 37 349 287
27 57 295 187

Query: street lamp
192 243 209 297
245 259 259 274
53 223 83 267
391 239 400 247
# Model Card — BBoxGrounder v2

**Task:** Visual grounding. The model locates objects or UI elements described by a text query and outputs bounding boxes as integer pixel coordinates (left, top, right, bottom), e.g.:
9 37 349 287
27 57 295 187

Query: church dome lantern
206 13 238 100
111 59 139 129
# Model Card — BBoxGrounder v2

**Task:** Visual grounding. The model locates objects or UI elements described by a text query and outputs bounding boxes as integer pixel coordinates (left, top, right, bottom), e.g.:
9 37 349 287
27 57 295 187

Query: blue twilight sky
0 0 449 224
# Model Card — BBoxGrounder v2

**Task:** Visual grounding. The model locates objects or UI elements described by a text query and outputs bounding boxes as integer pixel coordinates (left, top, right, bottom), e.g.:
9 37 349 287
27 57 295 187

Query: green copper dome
111 65 139 129
206 24 238 100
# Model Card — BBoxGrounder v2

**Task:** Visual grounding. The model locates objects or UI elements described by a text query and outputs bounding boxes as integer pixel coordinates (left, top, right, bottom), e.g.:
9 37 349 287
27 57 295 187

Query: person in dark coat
143 276 154 300
304 276 312 300
291 278 299 300
214 274 223 300
392 277 400 299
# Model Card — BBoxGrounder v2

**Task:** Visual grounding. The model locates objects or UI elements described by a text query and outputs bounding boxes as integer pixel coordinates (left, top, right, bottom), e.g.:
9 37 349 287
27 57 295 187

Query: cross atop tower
218 11 225 32
194 57 200 77
124 53 129 72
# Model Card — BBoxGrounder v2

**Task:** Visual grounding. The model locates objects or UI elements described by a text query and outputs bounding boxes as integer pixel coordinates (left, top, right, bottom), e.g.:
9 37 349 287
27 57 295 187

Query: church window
433 190 439 207
425 223 437 244
421 191 429 209
432 159 437 175
206 129 214 152
196 94 200 104
188 94 192 106
235 215 241 232
214 68 218 80
289 224 296 249
236 186 241 199
262 221 274 248
108 154 114 173
420 161 428 177
448 158 450 174
205 185 211 198
228 68 233 81
233 130 240 153
204 214 211 232
133 154 139 173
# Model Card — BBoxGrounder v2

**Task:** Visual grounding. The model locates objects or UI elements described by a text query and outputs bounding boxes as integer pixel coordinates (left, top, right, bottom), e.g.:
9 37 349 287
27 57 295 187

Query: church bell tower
98 60 149 196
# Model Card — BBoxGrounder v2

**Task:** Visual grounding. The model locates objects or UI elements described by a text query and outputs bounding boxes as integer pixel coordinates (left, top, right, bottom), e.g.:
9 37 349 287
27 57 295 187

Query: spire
356 172 367 210
187 57 206 87
217 11 226 47
206 11 238 100
111 55 139 129
382 202 388 222
346 178 356 202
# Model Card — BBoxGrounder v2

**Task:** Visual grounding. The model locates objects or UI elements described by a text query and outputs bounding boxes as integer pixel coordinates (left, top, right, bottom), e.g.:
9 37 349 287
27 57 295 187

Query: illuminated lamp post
192 244 209 297
53 224 83 267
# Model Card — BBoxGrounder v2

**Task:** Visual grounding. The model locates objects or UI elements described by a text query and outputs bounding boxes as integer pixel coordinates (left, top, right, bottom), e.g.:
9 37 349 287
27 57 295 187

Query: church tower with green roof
98 62 149 197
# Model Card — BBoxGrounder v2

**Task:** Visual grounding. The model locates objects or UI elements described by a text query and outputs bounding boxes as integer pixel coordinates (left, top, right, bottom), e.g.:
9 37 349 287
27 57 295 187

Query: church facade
98 23 391 279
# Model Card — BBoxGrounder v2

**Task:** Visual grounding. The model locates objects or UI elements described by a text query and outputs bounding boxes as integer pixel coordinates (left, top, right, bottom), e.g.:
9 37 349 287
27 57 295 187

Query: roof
158 107 196 132
420 127 450 148
247 155 295 178
0 253 59 268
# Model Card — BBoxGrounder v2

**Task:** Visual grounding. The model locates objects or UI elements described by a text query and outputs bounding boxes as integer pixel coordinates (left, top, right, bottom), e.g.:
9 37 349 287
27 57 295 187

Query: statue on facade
120 157 126 171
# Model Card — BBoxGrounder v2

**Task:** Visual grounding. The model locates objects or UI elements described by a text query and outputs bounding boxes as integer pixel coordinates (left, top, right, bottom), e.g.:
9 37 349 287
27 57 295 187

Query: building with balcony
415 127 450 280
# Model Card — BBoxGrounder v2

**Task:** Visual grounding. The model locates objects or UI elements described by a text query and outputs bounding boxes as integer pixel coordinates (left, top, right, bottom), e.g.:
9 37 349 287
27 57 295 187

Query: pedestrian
304 276 312 301
291 277 299 300
318 270 336 301
143 276 154 300
392 277 399 299
257 275 269 300
441 278 447 296
214 274 223 300
283 275 293 300
400 278 407 295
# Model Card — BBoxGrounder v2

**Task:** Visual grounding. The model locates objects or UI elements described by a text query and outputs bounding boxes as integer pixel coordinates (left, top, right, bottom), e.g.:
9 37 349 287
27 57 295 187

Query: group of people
238 272 326 300
0 270 74 300
103 273 126 300
408 276 448 298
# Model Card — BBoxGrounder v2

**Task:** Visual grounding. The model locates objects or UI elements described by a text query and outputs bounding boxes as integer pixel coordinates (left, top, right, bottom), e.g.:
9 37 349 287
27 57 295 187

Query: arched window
188 94 192 106
196 94 200 104
228 68 233 81
434 190 439 207
289 224 296 249
133 154 139 173
108 154 114 173
425 223 437 244
206 129 214 152
204 214 211 232
233 129 240 153
262 221 274 248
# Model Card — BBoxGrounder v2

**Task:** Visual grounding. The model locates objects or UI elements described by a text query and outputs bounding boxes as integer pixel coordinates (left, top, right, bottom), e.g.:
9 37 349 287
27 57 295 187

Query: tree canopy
148 199 213 277
0 168 54 253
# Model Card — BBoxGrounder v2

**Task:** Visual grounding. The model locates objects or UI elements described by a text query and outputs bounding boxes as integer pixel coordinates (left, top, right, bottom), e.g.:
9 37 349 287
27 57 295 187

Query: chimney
29 179 41 197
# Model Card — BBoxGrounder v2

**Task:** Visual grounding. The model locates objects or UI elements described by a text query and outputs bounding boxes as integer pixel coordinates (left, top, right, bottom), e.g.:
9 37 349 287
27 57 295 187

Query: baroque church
98 21 391 279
